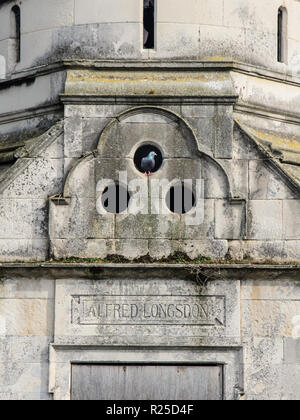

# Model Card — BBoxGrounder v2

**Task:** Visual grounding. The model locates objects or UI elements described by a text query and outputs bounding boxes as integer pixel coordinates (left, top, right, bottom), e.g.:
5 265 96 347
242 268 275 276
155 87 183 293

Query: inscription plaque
71 295 225 326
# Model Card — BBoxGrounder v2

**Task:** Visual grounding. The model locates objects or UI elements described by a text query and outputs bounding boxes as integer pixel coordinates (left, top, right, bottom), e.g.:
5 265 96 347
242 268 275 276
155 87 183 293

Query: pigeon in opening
141 151 157 176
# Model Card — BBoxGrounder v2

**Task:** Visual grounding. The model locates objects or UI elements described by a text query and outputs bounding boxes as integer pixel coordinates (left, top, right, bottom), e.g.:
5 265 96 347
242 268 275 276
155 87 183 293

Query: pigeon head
148 151 158 159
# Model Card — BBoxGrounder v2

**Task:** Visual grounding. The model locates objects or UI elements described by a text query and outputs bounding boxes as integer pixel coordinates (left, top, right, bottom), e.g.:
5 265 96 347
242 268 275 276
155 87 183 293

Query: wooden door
71 364 223 400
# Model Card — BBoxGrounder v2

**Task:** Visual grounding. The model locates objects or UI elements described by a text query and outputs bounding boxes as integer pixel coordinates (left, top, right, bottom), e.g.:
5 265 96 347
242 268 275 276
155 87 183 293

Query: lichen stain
202 56 234 62
67 70 228 85
250 128 300 154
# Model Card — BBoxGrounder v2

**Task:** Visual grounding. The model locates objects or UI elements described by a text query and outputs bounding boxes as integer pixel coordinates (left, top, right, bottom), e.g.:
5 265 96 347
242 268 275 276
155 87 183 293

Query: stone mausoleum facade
0 0 300 400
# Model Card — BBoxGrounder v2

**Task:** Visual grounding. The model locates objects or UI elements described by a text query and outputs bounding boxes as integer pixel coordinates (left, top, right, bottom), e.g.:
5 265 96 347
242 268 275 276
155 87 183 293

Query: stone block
81 117 113 153
157 0 201 24
51 238 114 259
16 29 53 70
0 361 49 394
244 29 276 69
23 0 74 33
247 200 283 240
198 0 224 25
50 198 114 240
241 299 300 338
249 160 296 200
74 0 141 24
228 240 286 262
122 112 177 124
215 199 246 239
283 338 300 364
215 113 233 159
0 198 48 240
243 363 282 400
221 159 248 197
201 158 229 199
0 199 33 239
53 23 142 61
54 276 240 347
148 238 228 260
0 336 51 364
184 116 215 155
284 240 300 261
115 213 180 240
2 158 64 199
0 392 51 401
155 23 199 59
114 240 149 260
241 279 300 301
0 298 54 337
100 120 198 159
64 157 96 199
243 337 283 368
0 278 55 300
0 239 49 262
223 0 275 33
181 198 215 240
95 157 139 183
64 117 83 158
233 125 260 160
199 25 246 63
64 104 128 119
279 364 300 400
283 200 300 239
180 105 217 119
40 133 64 159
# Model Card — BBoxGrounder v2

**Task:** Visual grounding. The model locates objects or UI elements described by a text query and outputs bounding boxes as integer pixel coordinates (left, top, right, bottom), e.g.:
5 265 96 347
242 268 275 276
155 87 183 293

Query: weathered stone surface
283 338 300 364
249 160 296 200
214 107 233 159
215 200 246 240
0 278 55 300
223 159 248 198
64 117 83 158
0 359 51 397
228 239 296 263
2 158 64 199
241 299 300 338
232 125 260 161
0 239 49 262
247 200 283 241
284 240 300 261
241 279 300 301
54 276 241 346
0 298 54 337
283 200 300 239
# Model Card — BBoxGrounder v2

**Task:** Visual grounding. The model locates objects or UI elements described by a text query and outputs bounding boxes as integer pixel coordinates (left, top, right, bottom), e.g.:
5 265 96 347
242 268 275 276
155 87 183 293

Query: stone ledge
0 262 299 281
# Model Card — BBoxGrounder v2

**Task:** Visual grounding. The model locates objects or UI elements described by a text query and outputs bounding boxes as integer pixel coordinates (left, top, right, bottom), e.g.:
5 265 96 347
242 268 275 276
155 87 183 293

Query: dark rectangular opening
278 8 283 62
144 0 155 49
12 5 21 63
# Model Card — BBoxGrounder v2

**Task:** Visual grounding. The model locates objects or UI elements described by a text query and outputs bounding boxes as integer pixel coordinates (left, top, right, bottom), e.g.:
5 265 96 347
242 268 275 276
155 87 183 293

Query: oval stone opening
134 144 163 174
166 183 196 214
101 184 130 214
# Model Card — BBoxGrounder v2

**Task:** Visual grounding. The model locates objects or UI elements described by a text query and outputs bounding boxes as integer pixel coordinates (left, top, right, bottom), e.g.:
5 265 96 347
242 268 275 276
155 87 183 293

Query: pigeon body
141 151 157 175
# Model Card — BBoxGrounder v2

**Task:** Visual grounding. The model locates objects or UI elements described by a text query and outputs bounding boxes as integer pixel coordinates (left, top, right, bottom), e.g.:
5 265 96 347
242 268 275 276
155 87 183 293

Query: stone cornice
0 263 299 281
2 59 300 89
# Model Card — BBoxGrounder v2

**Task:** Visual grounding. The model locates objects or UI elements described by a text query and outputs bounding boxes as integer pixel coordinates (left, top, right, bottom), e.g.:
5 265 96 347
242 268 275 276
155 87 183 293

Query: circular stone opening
134 144 163 174
101 184 130 214
166 183 196 214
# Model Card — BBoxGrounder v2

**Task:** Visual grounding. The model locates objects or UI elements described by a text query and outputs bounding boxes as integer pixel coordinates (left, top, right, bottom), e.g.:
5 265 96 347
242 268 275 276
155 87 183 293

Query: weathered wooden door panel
71 364 223 400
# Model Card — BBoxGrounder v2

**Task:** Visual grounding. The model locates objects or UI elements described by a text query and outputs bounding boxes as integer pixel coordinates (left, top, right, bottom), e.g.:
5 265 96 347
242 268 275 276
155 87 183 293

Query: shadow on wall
0 55 6 79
